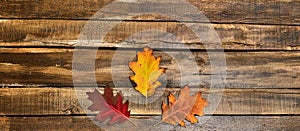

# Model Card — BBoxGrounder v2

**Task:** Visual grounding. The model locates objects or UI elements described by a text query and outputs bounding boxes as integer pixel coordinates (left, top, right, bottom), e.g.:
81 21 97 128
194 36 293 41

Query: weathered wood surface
0 20 299 50
0 116 299 130
0 0 299 130
0 0 299 25
0 88 299 115
0 48 299 88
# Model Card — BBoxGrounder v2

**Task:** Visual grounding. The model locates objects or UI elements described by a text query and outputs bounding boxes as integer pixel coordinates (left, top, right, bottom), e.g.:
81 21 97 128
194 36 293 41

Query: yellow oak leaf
129 47 166 97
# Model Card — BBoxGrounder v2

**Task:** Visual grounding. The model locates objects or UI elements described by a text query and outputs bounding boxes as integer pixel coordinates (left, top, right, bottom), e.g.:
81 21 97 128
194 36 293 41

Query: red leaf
86 86 130 125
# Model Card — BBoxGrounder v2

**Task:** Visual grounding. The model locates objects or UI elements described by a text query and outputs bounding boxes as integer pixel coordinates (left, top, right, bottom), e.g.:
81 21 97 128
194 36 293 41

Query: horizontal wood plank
0 48 300 88
0 0 299 25
0 116 299 130
0 20 299 50
0 88 299 115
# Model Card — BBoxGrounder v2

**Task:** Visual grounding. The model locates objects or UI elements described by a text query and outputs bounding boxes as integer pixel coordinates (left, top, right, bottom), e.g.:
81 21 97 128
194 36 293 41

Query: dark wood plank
0 48 300 88
0 88 299 115
0 116 299 130
0 116 102 131
0 0 299 25
1 20 299 50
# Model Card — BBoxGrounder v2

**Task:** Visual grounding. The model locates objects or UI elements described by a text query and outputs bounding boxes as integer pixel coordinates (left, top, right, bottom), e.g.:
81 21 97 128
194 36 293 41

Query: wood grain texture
0 20 299 50
0 0 298 130
0 88 299 115
0 0 299 25
0 48 299 88
0 116 299 130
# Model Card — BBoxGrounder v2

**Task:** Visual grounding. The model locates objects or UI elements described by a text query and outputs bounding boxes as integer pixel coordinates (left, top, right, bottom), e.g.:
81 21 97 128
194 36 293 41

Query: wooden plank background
1 116 299 130
0 0 299 25
0 20 299 50
0 0 299 130
0 88 299 115
0 48 300 88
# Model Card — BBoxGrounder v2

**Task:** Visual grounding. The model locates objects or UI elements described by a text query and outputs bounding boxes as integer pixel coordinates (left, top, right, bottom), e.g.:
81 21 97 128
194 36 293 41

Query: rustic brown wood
1 0 298 130
0 116 299 130
0 20 300 50
0 48 299 88
0 88 299 115
0 0 299 25
0 116 102 131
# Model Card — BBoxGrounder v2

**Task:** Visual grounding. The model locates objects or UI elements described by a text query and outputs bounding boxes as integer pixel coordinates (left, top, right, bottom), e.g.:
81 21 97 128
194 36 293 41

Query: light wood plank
0 88 299 115
0 48 300 88
0 116 299 130
0 20 300 50
0 0 299 25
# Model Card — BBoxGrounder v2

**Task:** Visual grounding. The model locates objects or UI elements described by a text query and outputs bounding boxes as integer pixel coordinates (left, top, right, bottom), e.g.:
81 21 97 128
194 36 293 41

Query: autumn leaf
86 86 131 125
129 47 166 97
160 86 208 127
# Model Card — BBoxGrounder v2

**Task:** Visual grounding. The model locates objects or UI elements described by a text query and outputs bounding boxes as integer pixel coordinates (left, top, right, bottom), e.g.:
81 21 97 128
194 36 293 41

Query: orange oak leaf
129 47 166 97
86 86 130 125
161 86 208 127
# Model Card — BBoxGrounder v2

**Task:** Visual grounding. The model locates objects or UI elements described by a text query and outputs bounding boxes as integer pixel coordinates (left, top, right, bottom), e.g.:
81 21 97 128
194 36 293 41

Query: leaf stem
152 121 162 127
128 119 138 126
